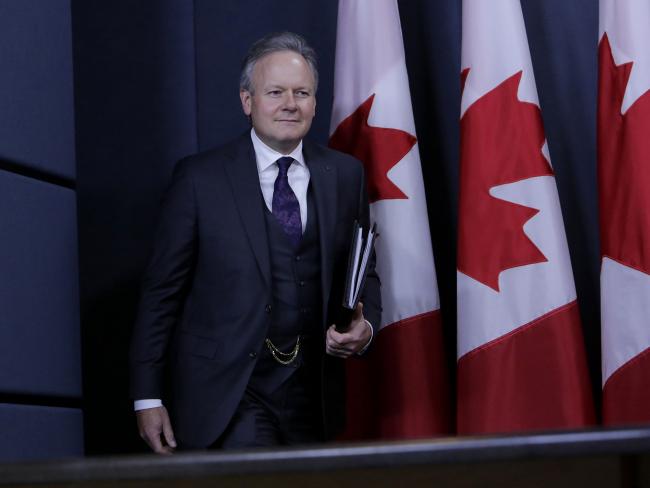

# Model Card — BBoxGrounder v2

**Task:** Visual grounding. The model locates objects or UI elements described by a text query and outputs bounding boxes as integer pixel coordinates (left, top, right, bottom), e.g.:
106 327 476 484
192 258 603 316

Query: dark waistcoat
246 188 323 405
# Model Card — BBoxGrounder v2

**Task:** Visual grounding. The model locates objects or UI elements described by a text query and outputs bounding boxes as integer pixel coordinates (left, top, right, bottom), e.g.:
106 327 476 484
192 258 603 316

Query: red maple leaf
599 34 650 275
329 94 417 203
458 71 554 291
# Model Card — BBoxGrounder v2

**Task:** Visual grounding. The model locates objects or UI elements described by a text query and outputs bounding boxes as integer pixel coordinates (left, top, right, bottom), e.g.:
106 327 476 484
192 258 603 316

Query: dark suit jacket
130 133 381 448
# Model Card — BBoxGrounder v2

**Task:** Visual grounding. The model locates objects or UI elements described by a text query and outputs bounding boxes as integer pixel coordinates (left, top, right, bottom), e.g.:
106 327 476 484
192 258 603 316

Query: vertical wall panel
0 0 75 178
0 404 83 462
0 0 82 461
0 170 80 397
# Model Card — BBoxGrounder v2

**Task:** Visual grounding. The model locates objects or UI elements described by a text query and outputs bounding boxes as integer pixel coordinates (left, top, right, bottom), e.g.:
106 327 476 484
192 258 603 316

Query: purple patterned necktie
272 157 302 248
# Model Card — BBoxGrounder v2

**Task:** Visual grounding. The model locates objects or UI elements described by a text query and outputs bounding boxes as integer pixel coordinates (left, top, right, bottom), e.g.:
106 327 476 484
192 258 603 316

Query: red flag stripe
603 347 650 425
341 310 451 439
457 301 595 434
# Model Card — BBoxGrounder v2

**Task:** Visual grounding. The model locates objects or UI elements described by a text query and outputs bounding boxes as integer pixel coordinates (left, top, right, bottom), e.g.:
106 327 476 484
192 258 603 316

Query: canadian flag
599 0 650 425
329 0 450 438
457 0 594 433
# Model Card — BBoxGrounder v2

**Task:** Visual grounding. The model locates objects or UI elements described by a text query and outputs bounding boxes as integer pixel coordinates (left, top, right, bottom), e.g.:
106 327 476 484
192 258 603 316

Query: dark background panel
521 0 601 403
0 404 83 462
0 170 80 398
0 0 76 180
71 0 199 454
194 0 339 150
0 0 82 462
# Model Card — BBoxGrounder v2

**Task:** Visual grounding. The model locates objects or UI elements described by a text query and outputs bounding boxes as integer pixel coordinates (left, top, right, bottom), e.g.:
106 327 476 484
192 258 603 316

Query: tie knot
276 157 294 176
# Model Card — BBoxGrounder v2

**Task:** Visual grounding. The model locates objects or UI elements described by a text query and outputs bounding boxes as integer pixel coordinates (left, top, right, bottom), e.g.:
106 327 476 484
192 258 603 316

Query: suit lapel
305 141 338 323
224 136 271 288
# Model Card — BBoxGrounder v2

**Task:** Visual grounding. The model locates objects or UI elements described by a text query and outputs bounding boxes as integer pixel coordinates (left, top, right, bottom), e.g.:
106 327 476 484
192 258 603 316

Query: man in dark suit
130 31 381 453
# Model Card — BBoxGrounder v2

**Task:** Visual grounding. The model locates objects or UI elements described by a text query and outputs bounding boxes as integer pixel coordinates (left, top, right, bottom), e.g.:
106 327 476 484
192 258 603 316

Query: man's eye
296 91 310 97
269 90 282 96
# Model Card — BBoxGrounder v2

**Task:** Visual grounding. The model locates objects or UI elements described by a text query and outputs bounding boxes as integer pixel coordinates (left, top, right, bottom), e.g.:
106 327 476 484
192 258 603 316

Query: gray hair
240 31 318 94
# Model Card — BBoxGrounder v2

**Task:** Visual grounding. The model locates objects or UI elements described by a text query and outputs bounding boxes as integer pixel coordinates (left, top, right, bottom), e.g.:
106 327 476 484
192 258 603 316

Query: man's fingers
328 324 362 345
326 344 351 358
137 407 175 454
325 328 354 357
161 409 177 449
327 325 351 344
326 312 372 357
146 429 166 454
326 324 367 358
327 344 353 355
144 429 174 455
352 302 364 320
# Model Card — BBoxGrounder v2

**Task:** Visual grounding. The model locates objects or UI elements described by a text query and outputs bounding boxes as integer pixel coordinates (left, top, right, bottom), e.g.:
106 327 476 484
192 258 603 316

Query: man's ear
240 89 252 116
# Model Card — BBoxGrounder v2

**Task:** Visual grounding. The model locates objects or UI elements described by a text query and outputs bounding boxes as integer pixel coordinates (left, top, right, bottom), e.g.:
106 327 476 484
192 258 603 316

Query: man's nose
283 92 298 110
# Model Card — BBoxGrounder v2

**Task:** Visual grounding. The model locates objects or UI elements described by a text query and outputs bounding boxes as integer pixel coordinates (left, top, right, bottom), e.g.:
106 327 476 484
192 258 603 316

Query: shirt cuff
357 319 374 355
134 399 163 411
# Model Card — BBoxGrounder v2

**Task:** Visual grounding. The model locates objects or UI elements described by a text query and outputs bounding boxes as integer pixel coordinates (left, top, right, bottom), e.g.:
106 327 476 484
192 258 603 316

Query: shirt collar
250 128 305 173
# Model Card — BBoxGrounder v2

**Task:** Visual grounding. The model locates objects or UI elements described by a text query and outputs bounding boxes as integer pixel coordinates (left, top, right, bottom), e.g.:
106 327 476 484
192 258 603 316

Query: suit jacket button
265 304 272 313
249 351 257 358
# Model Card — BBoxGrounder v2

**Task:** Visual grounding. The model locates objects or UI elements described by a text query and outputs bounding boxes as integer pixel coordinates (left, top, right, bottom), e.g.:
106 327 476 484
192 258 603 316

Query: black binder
336 220 378 332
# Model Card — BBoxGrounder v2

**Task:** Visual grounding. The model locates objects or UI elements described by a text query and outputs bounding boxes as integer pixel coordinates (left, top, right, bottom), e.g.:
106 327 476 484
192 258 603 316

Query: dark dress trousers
129 133 381 449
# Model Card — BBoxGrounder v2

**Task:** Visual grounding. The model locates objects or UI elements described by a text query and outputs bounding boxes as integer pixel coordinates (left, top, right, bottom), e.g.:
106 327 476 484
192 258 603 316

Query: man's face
240 50 316 154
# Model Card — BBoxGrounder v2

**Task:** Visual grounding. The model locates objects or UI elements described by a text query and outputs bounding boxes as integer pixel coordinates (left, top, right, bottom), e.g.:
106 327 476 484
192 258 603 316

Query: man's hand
136 406 177 454
326 303 372 358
